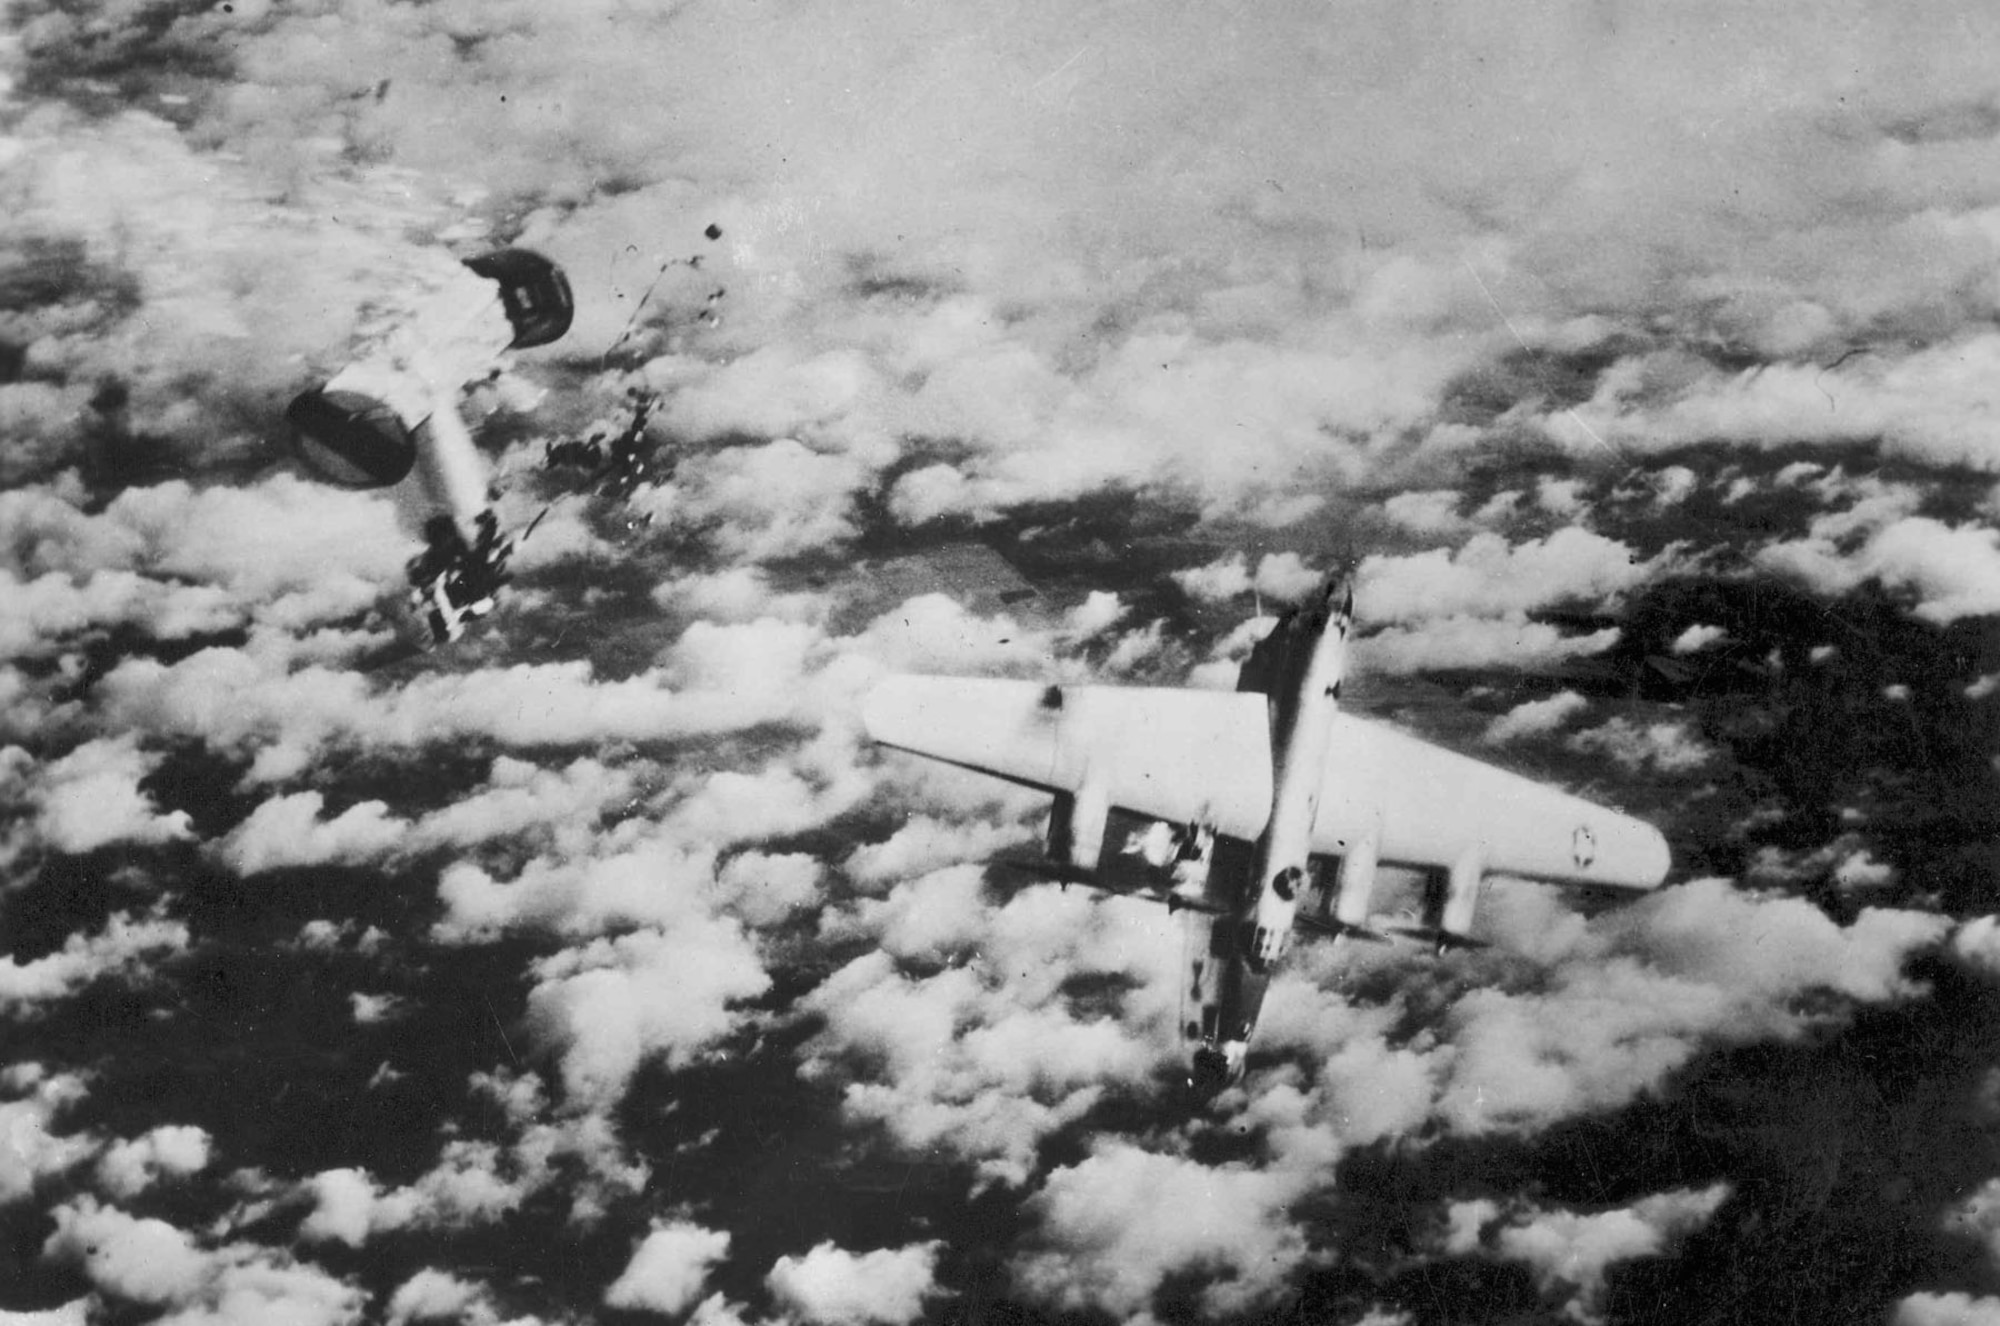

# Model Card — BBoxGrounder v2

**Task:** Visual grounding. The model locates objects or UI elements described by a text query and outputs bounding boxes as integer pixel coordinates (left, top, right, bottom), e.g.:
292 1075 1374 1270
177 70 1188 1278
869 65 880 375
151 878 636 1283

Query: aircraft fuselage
1186 576 1351 1088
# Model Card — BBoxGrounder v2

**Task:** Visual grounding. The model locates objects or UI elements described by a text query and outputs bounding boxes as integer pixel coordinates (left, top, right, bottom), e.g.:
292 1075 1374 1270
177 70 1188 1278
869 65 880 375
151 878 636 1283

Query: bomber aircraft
284 248 575 645
864 572 1671 1092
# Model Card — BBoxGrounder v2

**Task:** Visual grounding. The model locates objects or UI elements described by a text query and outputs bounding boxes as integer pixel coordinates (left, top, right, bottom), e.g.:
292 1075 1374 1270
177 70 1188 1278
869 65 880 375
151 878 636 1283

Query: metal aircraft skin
284 249 574 646
863 574 1672 1091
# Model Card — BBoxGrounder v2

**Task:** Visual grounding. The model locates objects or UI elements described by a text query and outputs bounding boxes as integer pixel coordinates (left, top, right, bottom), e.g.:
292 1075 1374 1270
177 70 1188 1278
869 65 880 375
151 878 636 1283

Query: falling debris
600 225 731 364
544 389 664 506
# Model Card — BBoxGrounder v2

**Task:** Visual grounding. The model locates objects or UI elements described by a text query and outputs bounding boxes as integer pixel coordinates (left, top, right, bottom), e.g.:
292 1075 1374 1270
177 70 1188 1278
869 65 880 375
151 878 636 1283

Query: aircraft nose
1188 1049 1233 1096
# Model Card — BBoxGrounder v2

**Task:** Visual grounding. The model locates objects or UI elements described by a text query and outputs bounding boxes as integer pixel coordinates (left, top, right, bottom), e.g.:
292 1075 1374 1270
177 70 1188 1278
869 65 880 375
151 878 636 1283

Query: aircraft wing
866 674 1669 895
1313 713 1669 891
862 676 1276 843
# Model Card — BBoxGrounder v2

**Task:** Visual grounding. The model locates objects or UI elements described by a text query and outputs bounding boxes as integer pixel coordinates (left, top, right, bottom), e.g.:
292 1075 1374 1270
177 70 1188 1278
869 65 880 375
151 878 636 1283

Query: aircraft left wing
862 675 1275 843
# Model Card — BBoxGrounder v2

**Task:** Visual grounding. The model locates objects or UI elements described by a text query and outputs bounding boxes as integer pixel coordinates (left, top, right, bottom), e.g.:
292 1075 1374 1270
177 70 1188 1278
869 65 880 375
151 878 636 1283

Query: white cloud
1431 880 1950 1133
800 884 1176 1187
1357 615 1620 675
0 908 189 1018
1944 1176 2000 1275
215 792 407 875
1896 1293 2000 1326
1488 1184 1730 1323
0 1067 93 1206
653 566 828 625
1481 690 1589 745
1757 502 2000 623
298 1169 380 1249
1950 916 2000 983
1383 489 1470 535
715 851 826 928
405 756 637 857
1536 477 1588 517
1566 717 1715 774
1669 623 1728 655
675 439 873 561
43 1199 208 1306
30 736 193 853
1358 530 1665 624
1254 553 1326 603
296 1107 648 1247
431 837 718 943
525 922 772 1109
347 993 404 1025
95 1125 212 1200
1173 554 1252 603
0 1299 88 1326
384 1269 485 1326
842 816 1026 891
99 649 822 781
605 1219 732 1316
1013 1143 1313 1319
765 1240 941 1326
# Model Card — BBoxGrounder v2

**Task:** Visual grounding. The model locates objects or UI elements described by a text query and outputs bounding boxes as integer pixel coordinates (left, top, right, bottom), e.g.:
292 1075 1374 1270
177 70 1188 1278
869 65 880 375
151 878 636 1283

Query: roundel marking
1571 824 1597 870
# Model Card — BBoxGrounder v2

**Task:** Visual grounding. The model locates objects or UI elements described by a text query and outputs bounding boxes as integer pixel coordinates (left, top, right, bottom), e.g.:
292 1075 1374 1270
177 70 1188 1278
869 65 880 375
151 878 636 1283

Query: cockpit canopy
461 248 574 349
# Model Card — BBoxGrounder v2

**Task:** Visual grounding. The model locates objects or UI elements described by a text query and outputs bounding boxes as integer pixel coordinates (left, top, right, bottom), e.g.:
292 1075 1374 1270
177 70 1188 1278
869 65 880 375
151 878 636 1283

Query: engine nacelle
1047 778 1111 875
462 248 575 349
285 388 415 489
1333 834 1379 931
1441 844 1483 941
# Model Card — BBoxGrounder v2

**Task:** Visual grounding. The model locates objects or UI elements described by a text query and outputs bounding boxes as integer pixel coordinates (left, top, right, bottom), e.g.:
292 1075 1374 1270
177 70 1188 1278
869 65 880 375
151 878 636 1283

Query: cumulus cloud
384 1269 487 1326
1172 552 1325 605
1250 877 1952 1151
43 1198 208 1306
1760 513 2000 622
525 922 772 1109
29 736 193 853
45 1195 365 1326
1358 530 1665 624
840 816 1025 892
1481 690 1590 745
0 908 188 1018
765 1240 941 1326
1669 623 1729 655
1357 615 1620 675
405 756 638 858
1013 1142 1313 1319
297 1103 647 1247
1566 716 1715 774
605 1219 732 1316
1430 880 1949 1133
0 1066 93 1206
1382 489 1470 535
1482 1184 1730 1323
215 791 407 875
801 883 1178 1187
673 439 874 561
1898 1293 2000 1326
97 650 732 782
95 1124 212 1200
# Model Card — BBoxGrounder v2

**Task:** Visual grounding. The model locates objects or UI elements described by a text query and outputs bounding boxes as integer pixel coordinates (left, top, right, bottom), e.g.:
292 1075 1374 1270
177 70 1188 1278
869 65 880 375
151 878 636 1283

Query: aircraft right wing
861 675 1276 843
1312 712 1670 891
